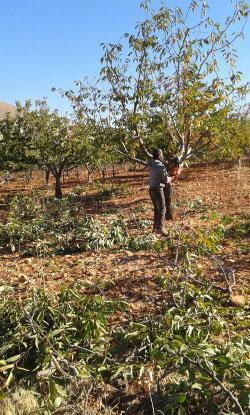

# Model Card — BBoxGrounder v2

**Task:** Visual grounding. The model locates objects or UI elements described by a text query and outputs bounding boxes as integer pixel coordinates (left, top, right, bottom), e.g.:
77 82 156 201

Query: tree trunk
55 174 62 198
25 169 32 184
237 157 242 169
102 167 106 180
45 168 50 185
88 172 92 182
112 164 115 177
86 166 92 182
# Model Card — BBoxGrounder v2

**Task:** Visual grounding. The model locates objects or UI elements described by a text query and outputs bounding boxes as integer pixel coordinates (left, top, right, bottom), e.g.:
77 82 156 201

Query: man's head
152 148 163 161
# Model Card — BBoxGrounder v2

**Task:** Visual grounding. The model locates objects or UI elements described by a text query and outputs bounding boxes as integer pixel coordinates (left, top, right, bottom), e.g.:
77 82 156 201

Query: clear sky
0 0 249 112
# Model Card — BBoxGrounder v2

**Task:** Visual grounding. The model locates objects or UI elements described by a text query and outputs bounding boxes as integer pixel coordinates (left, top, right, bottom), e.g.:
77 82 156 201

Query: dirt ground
0 164 249 308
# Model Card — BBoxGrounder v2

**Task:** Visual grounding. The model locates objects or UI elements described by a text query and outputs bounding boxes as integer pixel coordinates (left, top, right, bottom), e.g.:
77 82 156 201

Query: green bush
112 278 250 415
0 195 128 256
0 285 121 386
70 185 85 195
226 218 250 239
127 234 156 251
1 281 249 414
90 183 129 200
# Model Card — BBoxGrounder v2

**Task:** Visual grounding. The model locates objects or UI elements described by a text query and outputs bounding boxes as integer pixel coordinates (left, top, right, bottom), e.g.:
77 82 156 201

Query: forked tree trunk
86 166 93 182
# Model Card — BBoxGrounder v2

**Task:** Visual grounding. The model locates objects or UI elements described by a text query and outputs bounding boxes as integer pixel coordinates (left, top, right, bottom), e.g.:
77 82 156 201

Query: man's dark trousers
149 187 166 230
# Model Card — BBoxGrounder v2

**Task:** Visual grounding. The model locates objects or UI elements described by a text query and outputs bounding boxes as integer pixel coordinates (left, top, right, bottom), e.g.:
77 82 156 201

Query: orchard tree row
0 100 122 197
0 0 249 197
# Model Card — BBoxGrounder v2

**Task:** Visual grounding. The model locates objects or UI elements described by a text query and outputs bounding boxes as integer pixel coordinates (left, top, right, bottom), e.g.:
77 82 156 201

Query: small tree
57 80 124 179
0 103 35 173
19 100 91 198
210 103 250 160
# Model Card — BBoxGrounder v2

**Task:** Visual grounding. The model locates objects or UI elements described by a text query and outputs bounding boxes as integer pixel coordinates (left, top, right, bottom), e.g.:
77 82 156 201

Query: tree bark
86 166 92 182
55 174 62 198
112 164 115 177
102 167 106 180
45 168 50 185
25 169 33 184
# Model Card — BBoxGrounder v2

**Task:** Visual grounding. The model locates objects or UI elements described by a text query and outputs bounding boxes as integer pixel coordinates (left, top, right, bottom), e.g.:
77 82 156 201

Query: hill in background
0 101 16 119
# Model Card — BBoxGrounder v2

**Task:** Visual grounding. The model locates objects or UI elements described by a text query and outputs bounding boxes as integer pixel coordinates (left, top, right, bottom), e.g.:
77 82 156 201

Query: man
148 148 174 236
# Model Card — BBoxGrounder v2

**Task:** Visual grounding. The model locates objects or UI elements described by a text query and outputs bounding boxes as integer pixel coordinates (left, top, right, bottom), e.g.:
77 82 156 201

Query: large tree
96 0 249 164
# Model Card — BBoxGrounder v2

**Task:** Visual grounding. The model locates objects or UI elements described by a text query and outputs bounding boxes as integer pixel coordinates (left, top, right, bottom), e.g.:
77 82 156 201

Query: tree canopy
93 0 249 163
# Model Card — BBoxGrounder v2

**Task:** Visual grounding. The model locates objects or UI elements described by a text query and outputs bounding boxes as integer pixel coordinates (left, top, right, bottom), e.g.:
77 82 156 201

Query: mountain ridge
0 101 16 119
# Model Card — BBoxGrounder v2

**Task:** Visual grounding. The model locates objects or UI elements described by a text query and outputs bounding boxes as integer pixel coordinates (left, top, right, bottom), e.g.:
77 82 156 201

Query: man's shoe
156 228 168 236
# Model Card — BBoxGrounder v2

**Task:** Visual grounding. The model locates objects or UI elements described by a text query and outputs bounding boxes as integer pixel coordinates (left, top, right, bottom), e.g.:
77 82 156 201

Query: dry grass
0 382 120 415
0 388 38 415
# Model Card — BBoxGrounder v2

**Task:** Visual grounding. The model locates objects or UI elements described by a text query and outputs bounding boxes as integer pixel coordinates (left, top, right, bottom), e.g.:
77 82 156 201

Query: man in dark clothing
148 149 173 236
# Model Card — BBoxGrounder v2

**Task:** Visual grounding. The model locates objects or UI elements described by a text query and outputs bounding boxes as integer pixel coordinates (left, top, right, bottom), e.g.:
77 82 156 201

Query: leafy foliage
110 276 250 415
64 0 249 164
0 100 92 198
0 285 124 412
226 217 250 239
0 194 128 256
0 198 249 413
0 276 249 414
88 183 129 200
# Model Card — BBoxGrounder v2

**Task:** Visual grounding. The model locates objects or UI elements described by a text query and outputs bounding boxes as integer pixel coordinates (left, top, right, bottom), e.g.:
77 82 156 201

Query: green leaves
1 194 129 256
48 380 66 408
0 285 119 385
94 0 249 163
0 238 249 413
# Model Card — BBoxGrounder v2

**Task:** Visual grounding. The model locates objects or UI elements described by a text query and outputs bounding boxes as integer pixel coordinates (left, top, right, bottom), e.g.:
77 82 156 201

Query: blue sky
0 0 249 112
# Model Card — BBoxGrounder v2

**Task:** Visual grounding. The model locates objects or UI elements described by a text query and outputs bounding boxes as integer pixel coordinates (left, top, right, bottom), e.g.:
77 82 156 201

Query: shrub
70 185 85 195
112 278 250 415
226 217 250 239
0 285 121 385
0 195 128 256
91 183 129 200
1 281 249 414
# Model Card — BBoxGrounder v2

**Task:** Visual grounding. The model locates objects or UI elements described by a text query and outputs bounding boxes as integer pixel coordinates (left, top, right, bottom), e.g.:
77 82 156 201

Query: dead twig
207 252 236 294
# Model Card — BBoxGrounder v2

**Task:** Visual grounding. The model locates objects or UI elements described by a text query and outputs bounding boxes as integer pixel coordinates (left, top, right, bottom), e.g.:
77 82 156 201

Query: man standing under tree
148 149 176 236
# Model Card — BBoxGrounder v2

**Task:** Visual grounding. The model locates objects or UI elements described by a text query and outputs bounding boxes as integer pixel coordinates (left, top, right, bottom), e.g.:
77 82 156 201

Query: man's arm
160 166 172 185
